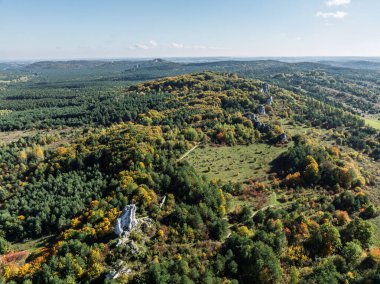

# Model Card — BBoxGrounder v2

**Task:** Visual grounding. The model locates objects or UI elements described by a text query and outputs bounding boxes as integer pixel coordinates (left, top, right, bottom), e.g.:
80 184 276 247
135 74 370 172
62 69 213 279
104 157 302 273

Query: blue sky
0 0 379 60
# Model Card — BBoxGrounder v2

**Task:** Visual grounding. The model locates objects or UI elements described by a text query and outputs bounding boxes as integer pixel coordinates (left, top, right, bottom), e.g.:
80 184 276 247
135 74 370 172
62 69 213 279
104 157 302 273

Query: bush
360 205 378 219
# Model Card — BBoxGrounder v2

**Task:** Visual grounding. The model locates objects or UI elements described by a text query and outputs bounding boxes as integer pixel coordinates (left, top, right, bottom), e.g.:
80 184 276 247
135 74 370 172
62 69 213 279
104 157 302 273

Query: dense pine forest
0 61 380 283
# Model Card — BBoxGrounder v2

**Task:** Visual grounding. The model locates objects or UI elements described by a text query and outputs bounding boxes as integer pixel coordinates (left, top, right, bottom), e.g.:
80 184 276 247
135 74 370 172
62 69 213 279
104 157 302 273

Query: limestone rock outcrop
115 204 137 236
277 133 288 143
244 112 271 133
160 195 167 208
106 260 131 280
261 83 270 93
266 96 273 105
258 105 266 115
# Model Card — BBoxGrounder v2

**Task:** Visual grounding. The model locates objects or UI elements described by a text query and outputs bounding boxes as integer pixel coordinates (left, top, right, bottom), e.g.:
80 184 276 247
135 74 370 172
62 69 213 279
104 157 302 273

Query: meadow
185 143 291 183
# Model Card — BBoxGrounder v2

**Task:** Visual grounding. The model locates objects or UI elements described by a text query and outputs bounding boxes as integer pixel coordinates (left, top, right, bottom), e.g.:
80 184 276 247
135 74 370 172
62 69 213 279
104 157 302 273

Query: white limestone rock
115 204 137 236
266 96 273 105
106 261 131 280
159 195 167 208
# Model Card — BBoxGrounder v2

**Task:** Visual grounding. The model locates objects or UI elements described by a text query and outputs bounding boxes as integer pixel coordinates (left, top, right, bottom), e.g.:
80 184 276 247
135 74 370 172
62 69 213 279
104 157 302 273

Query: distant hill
319 60 380 71
2 58 380 116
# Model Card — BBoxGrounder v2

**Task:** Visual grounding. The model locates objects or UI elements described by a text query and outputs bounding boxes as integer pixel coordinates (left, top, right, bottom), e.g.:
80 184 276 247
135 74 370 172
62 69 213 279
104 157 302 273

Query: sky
0 0 380 60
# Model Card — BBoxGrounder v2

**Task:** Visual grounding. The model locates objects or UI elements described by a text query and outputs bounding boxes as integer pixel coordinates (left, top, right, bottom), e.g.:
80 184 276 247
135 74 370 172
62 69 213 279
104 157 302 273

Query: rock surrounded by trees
266 95 273 105
258 105 266 115
261 83 270 93
115 204 137 236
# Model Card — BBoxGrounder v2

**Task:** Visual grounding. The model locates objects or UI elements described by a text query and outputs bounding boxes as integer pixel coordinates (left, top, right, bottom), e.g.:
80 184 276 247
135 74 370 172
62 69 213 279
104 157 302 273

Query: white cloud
149 40 157 47
128 41 227 52
326 0 350 6
316 11 348 19
171 42 184 48
129 40 158 50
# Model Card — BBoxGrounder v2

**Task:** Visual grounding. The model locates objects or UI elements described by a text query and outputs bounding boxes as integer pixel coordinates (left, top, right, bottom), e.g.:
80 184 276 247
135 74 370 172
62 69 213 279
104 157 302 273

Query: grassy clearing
365 118 380 130
0 127 78 148
11 235 54 253
185 143 290 183
0 130 39 144
369 216 380 247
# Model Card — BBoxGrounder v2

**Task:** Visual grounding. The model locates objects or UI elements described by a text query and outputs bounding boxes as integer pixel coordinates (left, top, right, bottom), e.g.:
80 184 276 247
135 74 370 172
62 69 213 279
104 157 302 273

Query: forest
0 62 380 283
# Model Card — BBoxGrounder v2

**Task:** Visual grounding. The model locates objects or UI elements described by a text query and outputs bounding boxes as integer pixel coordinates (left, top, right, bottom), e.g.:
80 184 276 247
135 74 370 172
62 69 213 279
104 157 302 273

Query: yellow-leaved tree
303 155 320 184
34 146 45 160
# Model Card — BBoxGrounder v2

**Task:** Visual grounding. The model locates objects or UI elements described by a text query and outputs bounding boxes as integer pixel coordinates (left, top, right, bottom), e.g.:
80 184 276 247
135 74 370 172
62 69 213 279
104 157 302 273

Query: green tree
307 259 339 284
0 236 10 254
344 218 374 248
289 266 299 284
315 223 342 256
341 241 363 267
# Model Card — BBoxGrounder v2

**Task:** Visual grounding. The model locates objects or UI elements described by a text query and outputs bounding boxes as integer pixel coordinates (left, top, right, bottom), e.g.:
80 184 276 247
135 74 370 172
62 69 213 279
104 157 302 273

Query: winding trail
251 204 276 218
177 143 200 162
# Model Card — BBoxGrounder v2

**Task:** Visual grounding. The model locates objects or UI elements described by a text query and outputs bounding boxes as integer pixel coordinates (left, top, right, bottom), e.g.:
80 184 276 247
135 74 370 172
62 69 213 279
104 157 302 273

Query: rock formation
258 105 266 115
160 195 167 209
261 83 270 93
266 96 273 105
245 113 257 122
244 112 271 133
115 204 137 236
106 260 131 280
277 133 288 143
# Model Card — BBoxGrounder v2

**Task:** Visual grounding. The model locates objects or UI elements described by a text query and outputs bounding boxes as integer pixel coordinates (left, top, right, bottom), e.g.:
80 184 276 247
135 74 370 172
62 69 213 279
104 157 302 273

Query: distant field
185 143 290 183
0 127 76 147
0 130 39 144
369 216 380 247
365 118 380 130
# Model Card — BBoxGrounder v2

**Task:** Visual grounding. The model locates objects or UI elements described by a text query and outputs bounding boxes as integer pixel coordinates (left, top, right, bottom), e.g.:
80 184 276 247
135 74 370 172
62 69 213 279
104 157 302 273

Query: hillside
0 72 379 283
2 58 380 123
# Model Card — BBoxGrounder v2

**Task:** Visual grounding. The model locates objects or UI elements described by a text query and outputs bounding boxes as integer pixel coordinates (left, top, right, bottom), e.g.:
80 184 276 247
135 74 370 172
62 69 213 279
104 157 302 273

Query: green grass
267 192 280 206
369 216 380 247
365 118 380 130
185 143 291 183
11 235 54 253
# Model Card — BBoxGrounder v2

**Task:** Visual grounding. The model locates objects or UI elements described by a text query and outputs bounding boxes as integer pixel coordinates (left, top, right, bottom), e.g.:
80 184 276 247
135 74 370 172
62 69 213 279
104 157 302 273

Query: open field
365 118 380 130
0 129 40 144
185 143 291 183
0 127 78 146
11 235 54 254
369 216 380 247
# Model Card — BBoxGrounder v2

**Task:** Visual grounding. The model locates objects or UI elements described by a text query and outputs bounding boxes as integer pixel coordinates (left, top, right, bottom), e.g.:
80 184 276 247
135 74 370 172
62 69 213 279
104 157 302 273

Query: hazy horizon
2 56 380 64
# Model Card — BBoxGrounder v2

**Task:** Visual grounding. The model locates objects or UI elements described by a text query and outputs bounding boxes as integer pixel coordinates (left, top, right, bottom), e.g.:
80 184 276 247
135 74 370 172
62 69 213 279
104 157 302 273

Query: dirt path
177 143 200 162
251 204 276 218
